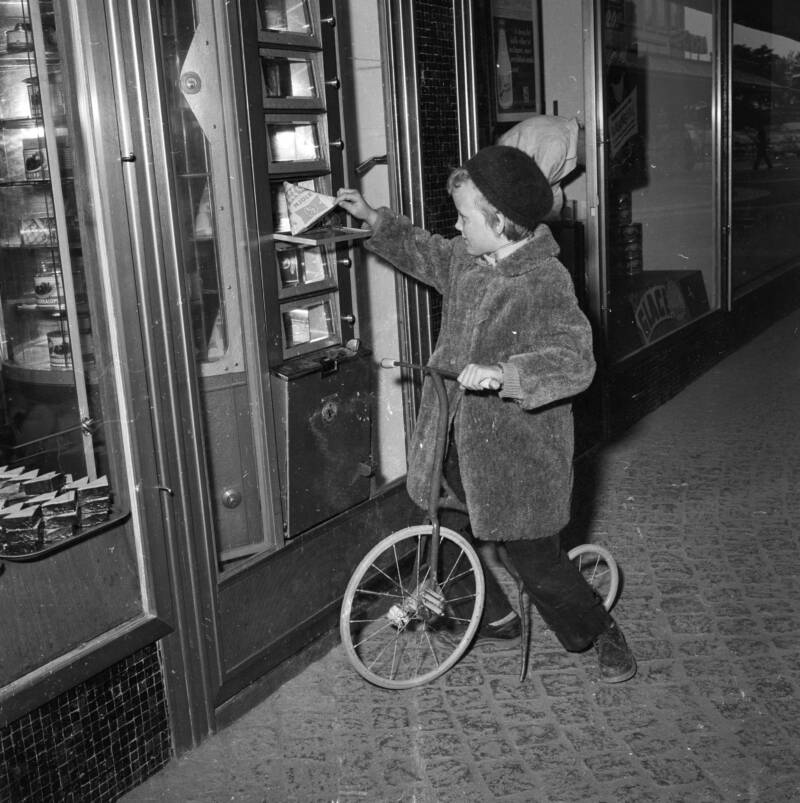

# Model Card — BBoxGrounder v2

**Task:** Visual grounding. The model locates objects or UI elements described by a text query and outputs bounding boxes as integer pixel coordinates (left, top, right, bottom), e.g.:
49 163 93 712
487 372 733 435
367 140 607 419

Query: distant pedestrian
753 123 772 170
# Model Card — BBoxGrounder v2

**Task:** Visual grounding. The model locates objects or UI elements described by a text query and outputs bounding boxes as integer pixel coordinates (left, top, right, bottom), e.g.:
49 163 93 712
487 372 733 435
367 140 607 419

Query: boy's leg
440 430 514 626
437 522 515 626
503 536 613 652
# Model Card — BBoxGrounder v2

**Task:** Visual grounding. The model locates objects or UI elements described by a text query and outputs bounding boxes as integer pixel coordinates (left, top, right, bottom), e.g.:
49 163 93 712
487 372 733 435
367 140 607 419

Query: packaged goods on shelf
5 23 33 53
45 510 77 527
78 503 109 527
26 491 58 506
0 501 27 516
2 505 41 531
71 475 109 503
23 471 65 495
41 492 77 534
47 328 71 369
19 216 56 246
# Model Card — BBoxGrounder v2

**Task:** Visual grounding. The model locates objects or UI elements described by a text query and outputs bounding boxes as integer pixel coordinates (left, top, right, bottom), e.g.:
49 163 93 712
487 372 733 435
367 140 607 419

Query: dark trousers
440 431 612 652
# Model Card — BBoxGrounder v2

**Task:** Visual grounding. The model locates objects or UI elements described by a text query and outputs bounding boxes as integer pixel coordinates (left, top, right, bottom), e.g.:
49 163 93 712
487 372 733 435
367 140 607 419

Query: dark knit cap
463 145 552 229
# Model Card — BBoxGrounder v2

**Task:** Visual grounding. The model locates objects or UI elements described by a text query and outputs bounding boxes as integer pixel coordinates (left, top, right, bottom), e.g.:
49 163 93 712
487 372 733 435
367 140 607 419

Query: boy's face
452 181 507 257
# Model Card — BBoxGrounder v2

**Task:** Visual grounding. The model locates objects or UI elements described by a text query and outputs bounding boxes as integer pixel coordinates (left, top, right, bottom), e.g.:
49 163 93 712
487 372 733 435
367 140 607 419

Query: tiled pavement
124 309 800 802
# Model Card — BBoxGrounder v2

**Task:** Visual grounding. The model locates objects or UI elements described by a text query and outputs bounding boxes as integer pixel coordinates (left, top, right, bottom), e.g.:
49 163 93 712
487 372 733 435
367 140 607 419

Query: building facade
1 1 798 798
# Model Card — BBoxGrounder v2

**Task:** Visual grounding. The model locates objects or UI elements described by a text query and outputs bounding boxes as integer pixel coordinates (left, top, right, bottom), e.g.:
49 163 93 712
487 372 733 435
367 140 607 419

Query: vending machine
253 1 374 539
164 0 376 564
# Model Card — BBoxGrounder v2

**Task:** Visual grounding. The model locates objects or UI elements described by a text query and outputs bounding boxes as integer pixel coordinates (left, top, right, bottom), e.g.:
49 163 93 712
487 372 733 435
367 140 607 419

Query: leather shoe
594 622 636 683
477 613 521 640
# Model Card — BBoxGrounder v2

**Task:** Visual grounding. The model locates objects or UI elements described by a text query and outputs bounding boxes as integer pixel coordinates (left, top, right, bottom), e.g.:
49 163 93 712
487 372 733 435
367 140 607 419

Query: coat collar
487 224 560 277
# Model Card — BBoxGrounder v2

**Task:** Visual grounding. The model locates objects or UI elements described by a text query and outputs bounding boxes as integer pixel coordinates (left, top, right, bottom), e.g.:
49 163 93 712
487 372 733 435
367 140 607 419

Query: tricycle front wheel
340 525 485 689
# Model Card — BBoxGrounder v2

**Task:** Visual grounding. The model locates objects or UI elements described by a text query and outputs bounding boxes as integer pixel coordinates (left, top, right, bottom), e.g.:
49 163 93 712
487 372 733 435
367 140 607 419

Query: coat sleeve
364 208 457 294
499 260 596 411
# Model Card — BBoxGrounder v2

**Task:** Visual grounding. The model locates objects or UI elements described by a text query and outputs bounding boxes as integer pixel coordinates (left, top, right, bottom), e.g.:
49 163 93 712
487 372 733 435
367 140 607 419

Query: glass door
157 0 280 569
600 0 719 360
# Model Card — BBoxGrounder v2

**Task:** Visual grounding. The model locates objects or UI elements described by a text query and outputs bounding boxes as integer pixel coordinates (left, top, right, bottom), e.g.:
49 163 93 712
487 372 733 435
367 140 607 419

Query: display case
0 0 102 490
0 0 148 716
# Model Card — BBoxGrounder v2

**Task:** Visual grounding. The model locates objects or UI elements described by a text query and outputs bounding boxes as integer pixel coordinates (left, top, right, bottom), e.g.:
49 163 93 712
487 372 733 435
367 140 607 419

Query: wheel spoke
421 626 441 671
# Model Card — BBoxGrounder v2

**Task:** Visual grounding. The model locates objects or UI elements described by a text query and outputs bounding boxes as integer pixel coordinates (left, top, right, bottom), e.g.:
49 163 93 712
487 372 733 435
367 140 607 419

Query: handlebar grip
380 358 399 369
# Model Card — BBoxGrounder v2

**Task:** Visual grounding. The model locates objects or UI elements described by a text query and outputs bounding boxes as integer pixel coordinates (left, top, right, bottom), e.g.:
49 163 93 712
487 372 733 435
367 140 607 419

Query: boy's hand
336 188 379 228
458 363 503 392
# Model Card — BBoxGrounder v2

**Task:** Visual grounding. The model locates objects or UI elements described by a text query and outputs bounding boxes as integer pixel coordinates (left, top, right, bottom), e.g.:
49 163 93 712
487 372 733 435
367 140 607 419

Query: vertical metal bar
29 0 97 475
108 0 220 743
453 0 479 160
56 0 147 596
585 0 609 335
720 0 733 311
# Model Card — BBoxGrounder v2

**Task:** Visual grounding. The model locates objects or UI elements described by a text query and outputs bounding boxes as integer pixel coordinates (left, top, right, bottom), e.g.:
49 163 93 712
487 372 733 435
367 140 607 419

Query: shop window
731 1 800 295
601 0 718 360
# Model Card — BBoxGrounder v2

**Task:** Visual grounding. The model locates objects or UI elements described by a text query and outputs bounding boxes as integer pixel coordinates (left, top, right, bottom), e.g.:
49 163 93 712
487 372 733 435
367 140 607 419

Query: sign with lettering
609 87 639 158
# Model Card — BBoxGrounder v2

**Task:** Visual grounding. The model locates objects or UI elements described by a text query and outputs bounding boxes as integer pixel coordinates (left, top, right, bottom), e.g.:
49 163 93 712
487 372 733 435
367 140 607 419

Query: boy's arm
498 264 596 410
336 188 456 290
363 208 457 293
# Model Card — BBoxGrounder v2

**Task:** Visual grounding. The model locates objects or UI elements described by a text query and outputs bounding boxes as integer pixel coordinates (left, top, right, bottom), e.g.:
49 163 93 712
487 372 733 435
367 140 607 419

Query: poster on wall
492 0 541 122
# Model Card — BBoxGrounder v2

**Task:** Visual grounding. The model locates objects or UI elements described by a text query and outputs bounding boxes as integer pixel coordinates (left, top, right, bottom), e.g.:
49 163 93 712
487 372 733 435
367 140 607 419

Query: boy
336 146 636 683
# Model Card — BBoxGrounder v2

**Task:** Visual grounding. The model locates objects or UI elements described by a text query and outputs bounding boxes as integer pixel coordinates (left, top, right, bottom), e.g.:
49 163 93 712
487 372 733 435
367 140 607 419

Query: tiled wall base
0 644 171 802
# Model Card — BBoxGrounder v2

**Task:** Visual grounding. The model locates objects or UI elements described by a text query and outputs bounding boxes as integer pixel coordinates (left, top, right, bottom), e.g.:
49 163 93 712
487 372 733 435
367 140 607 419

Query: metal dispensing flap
178 10 222 146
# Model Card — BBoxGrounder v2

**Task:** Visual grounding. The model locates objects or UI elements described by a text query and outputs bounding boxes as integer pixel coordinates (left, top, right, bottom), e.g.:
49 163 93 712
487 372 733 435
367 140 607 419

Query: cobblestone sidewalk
124 310 800 802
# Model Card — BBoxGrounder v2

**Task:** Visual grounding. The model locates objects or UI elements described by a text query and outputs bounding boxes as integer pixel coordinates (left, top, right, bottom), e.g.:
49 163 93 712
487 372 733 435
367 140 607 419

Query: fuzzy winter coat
366 209 596 541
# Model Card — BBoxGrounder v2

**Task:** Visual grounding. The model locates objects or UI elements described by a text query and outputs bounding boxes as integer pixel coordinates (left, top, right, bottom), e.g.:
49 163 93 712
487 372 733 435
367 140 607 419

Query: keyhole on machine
321 401 338 422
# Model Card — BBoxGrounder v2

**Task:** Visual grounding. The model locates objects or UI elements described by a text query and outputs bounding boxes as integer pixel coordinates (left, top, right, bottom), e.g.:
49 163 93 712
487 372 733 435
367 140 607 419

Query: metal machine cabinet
270 344 372 538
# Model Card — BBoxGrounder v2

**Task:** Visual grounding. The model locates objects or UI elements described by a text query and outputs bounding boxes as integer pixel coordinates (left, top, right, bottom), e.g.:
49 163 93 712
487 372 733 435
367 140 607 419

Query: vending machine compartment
270 344 373 538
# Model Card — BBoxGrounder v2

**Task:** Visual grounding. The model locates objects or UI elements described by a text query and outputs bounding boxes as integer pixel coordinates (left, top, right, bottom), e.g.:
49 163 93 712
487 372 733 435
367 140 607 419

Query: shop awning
733 2 800 44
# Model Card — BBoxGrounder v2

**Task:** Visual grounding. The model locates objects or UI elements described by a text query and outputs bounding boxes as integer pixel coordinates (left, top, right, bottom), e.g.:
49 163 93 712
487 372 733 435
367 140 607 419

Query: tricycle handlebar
380 358 460 381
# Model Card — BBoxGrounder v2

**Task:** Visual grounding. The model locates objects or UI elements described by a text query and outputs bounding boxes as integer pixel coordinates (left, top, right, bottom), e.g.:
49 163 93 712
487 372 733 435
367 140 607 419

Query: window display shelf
0 240 66 250
0 115 44 126
0 113 67 125
0 55 55 70
0 50 58 63
1 359 97 386
0 508 130 562
0 177 51 187
11 303 88 317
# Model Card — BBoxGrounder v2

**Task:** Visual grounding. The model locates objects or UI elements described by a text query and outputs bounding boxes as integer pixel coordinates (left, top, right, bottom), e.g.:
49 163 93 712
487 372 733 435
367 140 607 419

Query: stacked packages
0 466 111 554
